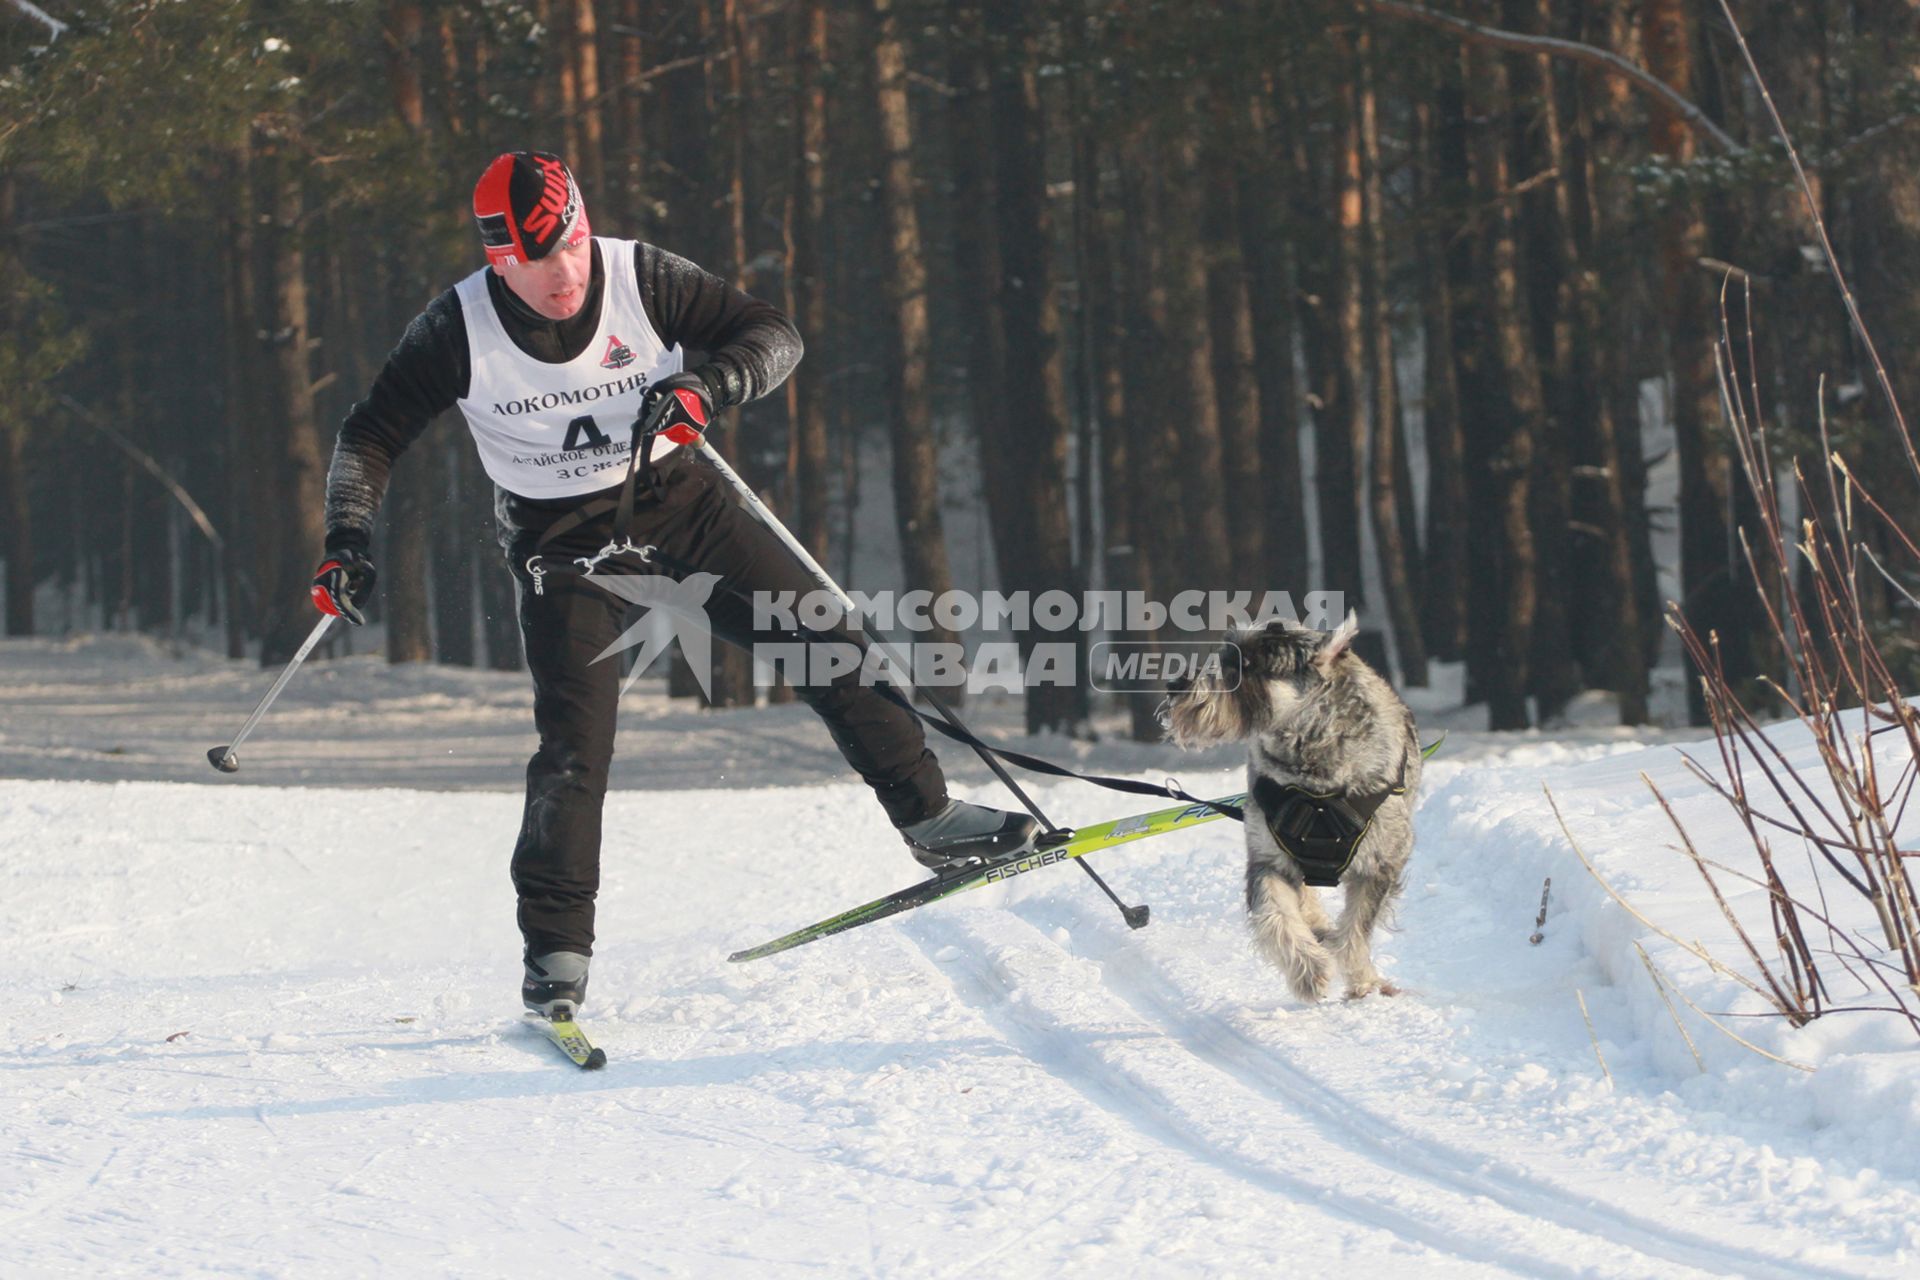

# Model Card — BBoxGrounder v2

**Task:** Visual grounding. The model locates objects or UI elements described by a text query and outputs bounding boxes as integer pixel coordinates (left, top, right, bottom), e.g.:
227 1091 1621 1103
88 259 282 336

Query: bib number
562 415 611 451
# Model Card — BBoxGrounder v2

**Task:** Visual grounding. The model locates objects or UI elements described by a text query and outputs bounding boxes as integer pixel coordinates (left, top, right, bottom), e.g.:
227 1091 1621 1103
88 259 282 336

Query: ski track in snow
903 900 1882 1280
906 911 1560 1278
4 638 1919 1277
995 901 1832 1279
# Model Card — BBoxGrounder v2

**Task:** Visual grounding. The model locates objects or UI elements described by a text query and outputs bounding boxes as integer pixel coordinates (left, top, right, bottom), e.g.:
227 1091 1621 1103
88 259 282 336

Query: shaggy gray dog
1162 615 1421 1001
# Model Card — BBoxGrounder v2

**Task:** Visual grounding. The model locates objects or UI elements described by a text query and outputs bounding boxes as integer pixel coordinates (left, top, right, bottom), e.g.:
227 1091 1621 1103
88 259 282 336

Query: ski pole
696 442 1149 930
207 613 336 773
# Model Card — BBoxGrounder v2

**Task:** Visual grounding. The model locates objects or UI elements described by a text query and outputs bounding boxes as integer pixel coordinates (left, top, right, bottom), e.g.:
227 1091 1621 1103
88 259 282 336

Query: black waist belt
1252 773 1405 887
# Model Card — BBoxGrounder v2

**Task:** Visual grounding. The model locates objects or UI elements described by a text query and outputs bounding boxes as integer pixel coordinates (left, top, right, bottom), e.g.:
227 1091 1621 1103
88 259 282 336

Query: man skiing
314 151 1035 1021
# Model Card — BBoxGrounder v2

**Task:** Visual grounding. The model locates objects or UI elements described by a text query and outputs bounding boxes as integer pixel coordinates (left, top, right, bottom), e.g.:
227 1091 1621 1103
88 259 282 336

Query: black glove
311 547 378 626
638 369 714 447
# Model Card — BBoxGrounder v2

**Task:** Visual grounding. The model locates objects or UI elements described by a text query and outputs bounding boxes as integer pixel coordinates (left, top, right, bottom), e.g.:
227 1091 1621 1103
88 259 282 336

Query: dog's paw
1343 977 1400 1000
1285 952 1334 1003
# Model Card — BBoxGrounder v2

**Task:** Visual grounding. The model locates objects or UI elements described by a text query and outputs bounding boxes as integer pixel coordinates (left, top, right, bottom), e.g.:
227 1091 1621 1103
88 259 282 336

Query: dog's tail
1246 862 1331 1001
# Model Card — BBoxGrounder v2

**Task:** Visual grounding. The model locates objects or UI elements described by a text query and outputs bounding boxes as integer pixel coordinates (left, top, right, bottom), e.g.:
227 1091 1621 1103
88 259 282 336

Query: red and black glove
311 547 378 626
638 370 713 447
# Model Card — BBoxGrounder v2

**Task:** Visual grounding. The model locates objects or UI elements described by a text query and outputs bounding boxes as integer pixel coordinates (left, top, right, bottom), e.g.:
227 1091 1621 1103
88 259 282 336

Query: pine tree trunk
385 1 425 126
1435 57 1507 707
0 423 28 636
121 215 174 635
382 3 435 665
573 0 605 200
1508 0 1579 722
1358 26 1427 685
114 464 133 631
438 11 470 140
433 445 477 666
658 4 713 266
1158 102 1232 596
1076 114 1130 598
1326 49 1370 615
1067 68 1099 601
946 0 1009 473
788 0 831 562
385 448 434 662
1117 119 1185 741
1842 1 1920 532
1202 103 1265 592
946 0 1032 710
1239 82 1309 594
702 0 757 709
451 14 510 675
464 440 520 671
258 143 331 665
987 0 1086 732
1464 41 1539 729
611 0 645 229
221 145 259 660
1415 101 1467 663
1644 0 1740 725
0 173 31 636
722 0 751 291
870 0 962 697
1569 0 1650 723
658 2 720 703
1070 78 1149 733
553 0 582 163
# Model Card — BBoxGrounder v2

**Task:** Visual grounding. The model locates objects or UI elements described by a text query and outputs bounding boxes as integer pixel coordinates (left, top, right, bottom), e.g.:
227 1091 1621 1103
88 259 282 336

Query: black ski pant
500 454 948 958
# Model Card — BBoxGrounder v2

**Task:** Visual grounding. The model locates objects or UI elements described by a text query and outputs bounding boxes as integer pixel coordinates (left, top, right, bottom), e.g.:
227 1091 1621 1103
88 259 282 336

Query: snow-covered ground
4 636 1918 1277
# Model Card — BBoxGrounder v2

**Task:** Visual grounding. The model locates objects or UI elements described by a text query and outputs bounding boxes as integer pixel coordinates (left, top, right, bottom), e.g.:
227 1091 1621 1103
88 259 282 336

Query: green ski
529 1013 607 1069
728 792 1247 963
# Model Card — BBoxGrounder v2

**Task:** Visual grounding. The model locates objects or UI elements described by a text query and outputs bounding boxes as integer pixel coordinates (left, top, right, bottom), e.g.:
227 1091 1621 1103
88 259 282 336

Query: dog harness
1253 762 1408 888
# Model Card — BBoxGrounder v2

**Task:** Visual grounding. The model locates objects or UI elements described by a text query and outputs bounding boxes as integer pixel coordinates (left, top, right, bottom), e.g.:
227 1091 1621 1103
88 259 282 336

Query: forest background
4 0 1919 735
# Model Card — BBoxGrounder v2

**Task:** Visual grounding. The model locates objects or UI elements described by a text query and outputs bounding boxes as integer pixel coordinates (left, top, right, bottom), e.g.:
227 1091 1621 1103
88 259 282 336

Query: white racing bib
455 237 684 499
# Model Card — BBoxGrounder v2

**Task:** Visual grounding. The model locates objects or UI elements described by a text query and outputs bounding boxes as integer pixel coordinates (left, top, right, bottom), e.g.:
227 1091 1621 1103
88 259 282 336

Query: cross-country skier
314 151 1035 1019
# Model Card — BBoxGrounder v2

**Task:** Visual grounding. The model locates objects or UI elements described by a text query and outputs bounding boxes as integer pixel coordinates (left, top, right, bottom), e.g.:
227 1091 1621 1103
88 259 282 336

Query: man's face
495 237 591 320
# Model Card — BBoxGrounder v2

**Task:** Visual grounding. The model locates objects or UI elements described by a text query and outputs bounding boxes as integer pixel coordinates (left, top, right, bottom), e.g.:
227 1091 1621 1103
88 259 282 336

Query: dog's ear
1313 611 1359 675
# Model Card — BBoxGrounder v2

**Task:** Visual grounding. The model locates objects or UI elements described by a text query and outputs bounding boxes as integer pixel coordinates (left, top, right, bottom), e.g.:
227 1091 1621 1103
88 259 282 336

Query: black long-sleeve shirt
323 239 803 554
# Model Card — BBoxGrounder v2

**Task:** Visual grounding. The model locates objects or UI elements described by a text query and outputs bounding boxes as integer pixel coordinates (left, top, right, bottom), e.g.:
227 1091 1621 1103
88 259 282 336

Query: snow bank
1415 721 1920 1186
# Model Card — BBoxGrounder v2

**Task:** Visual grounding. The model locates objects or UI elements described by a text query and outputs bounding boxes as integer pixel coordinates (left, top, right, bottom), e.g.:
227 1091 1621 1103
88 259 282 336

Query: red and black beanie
472 151 592 268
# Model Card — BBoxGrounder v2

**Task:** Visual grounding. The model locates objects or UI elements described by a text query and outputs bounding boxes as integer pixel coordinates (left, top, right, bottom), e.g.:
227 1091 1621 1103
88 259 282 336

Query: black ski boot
901 800 1039 871
522 951 590 1019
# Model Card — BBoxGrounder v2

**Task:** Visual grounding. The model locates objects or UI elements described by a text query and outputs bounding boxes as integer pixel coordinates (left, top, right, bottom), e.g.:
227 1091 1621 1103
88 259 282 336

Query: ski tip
534 1014 607 1069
